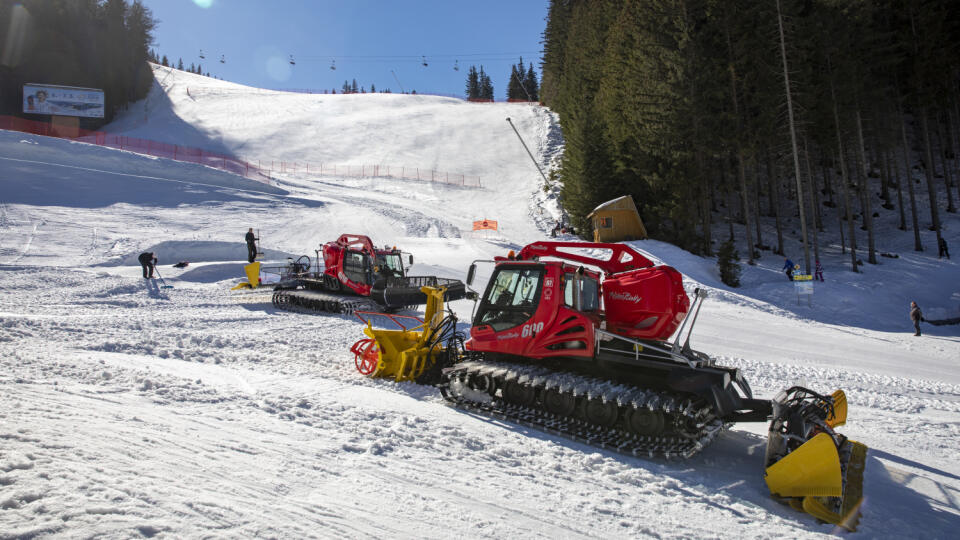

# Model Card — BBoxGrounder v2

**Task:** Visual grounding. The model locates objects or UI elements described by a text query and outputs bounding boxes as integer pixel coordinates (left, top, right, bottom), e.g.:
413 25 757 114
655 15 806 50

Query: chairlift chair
453 59 460 71
289 54 296 65
199 49 205 59
421 55 428 67
330 59 336 70
220 55 225 64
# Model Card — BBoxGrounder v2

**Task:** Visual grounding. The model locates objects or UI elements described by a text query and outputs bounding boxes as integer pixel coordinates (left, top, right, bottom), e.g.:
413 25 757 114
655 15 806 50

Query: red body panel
467 242 690 359
467 263 597 359
603 265 689 339
321 234 399 297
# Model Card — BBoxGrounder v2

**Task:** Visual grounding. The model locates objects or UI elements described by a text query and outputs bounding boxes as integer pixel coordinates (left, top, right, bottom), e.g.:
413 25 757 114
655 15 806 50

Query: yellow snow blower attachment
350 286 453 382
764 387 867 531
231 262 262 290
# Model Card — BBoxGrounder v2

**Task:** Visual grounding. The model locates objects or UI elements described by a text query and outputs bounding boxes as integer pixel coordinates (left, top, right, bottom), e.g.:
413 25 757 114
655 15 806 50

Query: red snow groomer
241 234 465 314
355 241 866 530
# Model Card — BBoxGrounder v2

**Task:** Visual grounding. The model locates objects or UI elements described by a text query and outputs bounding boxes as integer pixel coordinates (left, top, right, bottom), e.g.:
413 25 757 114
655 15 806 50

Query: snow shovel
154 267 174 289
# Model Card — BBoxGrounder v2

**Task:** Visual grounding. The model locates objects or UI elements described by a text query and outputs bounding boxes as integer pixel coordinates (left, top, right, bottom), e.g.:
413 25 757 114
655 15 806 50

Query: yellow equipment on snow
764 388 867 531
351 286 450 382
231 262 261 290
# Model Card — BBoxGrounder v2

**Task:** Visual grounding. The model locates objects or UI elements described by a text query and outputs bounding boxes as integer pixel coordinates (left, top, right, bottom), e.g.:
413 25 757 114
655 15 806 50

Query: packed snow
1 65 958 538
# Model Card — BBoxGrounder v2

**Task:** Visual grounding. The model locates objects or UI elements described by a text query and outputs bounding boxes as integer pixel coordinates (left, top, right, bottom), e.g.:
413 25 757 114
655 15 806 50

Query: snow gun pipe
506 117 548 184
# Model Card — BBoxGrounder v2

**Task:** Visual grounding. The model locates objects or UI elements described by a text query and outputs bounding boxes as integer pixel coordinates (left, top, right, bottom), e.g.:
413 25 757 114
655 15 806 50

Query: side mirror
466 263 477 286
408 254 414 265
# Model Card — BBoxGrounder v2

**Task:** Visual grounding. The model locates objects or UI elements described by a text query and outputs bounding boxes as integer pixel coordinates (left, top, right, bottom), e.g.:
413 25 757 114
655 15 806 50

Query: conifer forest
541 0 960 272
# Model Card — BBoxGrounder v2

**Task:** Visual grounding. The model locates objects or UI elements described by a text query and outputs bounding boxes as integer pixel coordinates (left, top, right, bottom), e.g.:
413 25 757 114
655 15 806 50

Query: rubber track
439 360 725 459
271 289 379 315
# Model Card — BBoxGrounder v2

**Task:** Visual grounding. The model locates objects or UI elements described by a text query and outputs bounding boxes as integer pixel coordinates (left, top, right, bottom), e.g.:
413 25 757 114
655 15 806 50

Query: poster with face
23 84 105 118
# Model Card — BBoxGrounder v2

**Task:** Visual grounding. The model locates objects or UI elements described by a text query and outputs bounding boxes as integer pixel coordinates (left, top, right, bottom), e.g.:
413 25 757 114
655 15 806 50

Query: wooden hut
587 195 648 242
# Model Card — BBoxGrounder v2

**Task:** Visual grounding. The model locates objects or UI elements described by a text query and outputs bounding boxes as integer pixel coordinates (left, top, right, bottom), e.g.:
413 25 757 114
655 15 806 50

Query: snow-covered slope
1 66 958 538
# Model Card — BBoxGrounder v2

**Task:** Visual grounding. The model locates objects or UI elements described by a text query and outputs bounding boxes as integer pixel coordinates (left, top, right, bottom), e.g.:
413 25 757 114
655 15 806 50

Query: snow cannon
764 387 867 531
351 286 460 383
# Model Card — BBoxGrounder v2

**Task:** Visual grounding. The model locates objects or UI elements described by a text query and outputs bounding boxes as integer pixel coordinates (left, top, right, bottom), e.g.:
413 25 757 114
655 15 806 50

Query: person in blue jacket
782 257 795 281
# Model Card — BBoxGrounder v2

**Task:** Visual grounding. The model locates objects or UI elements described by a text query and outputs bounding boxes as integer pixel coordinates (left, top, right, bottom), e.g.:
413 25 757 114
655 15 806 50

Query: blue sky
142 0 549 98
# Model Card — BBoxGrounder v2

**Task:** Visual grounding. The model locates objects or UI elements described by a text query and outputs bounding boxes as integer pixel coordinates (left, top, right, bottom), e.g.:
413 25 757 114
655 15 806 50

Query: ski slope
1 65 959 538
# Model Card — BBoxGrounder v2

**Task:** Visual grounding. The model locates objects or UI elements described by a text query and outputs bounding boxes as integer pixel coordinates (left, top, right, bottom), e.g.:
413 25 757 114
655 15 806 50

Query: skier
938 237 950 259
814 260 824 282
138 251 157 279
245 228 257 263
782 257 795 281
910 301 923 336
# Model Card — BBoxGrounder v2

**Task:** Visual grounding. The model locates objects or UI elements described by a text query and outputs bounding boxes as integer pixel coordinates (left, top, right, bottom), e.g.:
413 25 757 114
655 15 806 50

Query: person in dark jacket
782 257 795 281
910 301 923 336
245 228 257 263
938 237 950 259
138 252 157 279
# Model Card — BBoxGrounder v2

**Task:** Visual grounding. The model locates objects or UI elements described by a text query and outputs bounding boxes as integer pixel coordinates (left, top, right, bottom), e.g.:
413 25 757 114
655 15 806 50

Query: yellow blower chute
764 388 867 531
350 286 450 382
231 262 262 290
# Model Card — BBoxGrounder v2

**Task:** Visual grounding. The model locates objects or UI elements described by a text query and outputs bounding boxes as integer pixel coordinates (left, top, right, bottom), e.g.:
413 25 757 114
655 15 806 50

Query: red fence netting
0 115 481 189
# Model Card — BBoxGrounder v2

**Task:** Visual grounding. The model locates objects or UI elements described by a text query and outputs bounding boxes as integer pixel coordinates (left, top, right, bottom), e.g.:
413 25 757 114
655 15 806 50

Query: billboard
23 84 105 118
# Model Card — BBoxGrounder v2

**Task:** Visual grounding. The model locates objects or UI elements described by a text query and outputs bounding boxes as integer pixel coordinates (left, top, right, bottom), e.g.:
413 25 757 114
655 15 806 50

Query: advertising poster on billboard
23 84 105 118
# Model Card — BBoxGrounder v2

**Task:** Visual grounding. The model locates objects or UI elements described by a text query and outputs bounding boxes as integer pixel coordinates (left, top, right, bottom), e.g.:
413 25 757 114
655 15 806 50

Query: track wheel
350 338 380 376
502 380 536 406
584 397 619 427
626 407 665 436
467 373 496 395
542 388 577 417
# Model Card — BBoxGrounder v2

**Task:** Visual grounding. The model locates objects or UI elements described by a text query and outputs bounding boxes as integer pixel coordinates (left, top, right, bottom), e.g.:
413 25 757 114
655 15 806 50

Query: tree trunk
855 109 877 264
833 162 846 255
920 107 943 245
889 148 907 230
753 158 764 254
776 0 810 274
803 137 821 263
898 95 923 251
831 81 859 272
935 114 957 213
766 147 784 256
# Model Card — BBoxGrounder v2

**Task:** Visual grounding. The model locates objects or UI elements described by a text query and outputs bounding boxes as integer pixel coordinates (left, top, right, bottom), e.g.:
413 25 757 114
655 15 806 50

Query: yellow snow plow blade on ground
350 286 452 382
764 388 867 531
231 262 261 290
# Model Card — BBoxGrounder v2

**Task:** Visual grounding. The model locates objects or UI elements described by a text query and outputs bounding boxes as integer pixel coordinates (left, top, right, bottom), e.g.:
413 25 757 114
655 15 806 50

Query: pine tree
177 58 184 70
465 66 480 98
342 80 351 93
351 79 359 93
370 83 376 92
479 66 493 100
717 239 742 287
161 55 168 67
507 58 525 100
523 64 539 102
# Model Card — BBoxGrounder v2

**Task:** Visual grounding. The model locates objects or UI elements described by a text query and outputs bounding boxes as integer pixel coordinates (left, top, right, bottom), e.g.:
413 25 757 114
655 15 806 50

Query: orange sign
472 219 498 231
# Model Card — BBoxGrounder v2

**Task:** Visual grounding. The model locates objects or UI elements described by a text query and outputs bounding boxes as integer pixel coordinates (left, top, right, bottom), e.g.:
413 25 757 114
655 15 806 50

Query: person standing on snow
939 237 950 259
138 251 157 279
910 301 924 336
814 260 824 282
245 228 257 263
782 257 795 281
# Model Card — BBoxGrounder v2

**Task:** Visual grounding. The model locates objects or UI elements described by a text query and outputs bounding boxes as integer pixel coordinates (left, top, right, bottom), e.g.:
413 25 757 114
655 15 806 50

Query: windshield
377 253 404 277
475 266 542 331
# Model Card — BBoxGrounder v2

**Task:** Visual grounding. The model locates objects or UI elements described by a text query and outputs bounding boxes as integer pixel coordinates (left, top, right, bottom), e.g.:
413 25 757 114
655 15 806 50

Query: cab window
343 251 370 284
476 267 542 331
564 273 599 311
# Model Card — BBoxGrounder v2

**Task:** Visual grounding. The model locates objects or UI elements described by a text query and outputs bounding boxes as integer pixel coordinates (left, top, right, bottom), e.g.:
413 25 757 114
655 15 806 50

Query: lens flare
192 0 214 8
